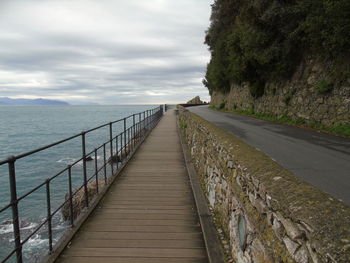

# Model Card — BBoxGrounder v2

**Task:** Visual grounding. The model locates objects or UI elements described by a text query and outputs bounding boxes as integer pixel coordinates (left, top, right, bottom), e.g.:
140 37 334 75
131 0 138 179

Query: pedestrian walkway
56 109 208 263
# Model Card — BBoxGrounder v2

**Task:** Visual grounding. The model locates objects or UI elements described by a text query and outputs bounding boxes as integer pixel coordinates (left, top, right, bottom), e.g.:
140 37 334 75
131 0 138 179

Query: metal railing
0 105 164 263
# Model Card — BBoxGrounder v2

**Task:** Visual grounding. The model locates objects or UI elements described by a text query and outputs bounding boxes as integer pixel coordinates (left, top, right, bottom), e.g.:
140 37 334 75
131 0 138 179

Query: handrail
0 105 165 263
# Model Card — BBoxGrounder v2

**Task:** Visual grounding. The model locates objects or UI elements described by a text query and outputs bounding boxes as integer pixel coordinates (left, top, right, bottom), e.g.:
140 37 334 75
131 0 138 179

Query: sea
0 105 158 262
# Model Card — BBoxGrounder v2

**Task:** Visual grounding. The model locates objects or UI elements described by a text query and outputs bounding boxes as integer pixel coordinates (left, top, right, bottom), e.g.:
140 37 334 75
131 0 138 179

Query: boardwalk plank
56 110 208 262
57 257 207 263
63 247 206 258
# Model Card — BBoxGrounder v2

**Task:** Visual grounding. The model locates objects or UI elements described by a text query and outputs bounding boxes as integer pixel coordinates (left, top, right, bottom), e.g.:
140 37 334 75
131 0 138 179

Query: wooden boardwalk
56 110 208 263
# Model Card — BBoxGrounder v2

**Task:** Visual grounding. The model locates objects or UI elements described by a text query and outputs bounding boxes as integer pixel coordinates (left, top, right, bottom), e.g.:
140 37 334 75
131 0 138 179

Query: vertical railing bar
150 109 152 128
123 118 126 157
109 123 114 176
46 180 53 252
128 127 130 157
145 110 148 130
8 156 22 263
139 112 141 143
68 165 74 227
116 135 119 170
94 149 98 194
120 134 123 163
81 132 89 208
103 143 107 184
143 111 145 132
151 109 153 128
148 110 150 129
132 114 135 151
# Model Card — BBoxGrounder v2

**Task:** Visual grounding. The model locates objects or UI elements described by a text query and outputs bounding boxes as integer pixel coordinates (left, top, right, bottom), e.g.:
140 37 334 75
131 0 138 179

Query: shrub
283 95 292 105
315 79 333 94
219 102 226 110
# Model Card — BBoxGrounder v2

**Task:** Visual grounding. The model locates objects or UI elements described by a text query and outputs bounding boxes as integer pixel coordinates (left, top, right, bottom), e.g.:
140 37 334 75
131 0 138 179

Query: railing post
94 149 99 194
151 109 154 128
138 113 142 141
81 132 89 208
45 179 53 252
8 156 22 263
143 112 146 130
123 118 127 156
68 165 74 227
109 122 114 176
115 135 119 170
120 134 123 162
132 114 136 150
103 143 107 183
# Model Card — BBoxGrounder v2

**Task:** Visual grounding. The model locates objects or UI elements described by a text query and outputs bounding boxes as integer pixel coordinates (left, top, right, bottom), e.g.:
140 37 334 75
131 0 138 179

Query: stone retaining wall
177 106 350 263
210 83 349 127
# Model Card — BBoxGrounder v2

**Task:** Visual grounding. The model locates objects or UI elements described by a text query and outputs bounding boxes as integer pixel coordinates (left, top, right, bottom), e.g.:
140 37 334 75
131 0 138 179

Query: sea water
0 105 156 262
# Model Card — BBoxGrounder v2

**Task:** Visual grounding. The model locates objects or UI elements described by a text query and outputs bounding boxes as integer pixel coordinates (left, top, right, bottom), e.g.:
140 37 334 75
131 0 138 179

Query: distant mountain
0 97 70 106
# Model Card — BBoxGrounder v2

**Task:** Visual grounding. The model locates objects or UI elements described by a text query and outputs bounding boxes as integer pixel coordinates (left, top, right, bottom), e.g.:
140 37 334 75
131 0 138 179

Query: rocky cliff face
211 59 350 127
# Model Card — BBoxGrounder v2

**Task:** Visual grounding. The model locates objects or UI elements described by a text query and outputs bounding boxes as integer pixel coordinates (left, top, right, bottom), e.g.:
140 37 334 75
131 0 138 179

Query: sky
0 0 213 105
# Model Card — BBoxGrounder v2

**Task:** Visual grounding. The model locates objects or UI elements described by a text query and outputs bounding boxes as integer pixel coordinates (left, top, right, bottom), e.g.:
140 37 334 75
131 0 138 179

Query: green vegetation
283 95 292 106
218 102 226 110
179 120 187 129
203 0 350 97
209 106 350 137
315 79 333 94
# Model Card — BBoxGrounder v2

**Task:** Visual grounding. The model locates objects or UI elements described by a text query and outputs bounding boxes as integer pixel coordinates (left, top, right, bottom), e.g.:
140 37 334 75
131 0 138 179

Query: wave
22 234 48 252
0 223 13 235
57 155 102 165
0 220 38 235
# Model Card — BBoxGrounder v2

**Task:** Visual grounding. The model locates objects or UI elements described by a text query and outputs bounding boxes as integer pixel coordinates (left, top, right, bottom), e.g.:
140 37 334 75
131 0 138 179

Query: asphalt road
188 105 350 206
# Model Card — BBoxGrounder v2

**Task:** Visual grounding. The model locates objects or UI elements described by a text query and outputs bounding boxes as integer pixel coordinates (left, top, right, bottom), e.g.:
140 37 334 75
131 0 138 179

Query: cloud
0 0 213 104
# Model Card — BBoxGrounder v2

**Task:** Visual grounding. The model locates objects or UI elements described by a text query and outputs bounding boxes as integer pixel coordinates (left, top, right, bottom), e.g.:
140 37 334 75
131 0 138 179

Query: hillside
203 0 350 127
0 97 70 106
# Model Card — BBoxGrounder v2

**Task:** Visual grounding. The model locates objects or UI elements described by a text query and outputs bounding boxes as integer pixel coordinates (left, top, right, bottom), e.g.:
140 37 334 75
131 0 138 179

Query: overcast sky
0 0 213 105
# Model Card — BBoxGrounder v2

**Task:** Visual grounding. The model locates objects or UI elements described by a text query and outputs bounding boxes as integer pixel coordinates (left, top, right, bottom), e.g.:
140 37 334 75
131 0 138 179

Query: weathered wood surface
56 110 208 263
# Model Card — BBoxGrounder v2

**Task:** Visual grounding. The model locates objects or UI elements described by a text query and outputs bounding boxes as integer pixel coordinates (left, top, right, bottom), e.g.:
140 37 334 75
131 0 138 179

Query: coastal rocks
61 179 106 221
84 156 93 161
186 96 206 104
108 130 146 163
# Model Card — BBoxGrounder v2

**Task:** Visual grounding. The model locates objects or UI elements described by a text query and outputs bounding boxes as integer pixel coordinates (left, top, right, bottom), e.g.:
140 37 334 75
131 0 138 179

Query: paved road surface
188 105 350 206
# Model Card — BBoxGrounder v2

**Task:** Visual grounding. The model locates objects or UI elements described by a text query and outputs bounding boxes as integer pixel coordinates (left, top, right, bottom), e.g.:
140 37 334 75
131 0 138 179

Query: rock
272 218 284 240
283 236 300 255
108 140 136 163
84 156 93 161
62 179 107 221
227 160 234 169
294 245 309 263
306 242 320 263
254 198 268 214
281 218 303 240
186 96 205 104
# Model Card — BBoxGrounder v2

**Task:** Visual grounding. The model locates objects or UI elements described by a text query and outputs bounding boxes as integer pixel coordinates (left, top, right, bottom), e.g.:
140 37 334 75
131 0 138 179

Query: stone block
283 236 300 255
294 245 309 263
227 160 234 169
280 218 303 240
